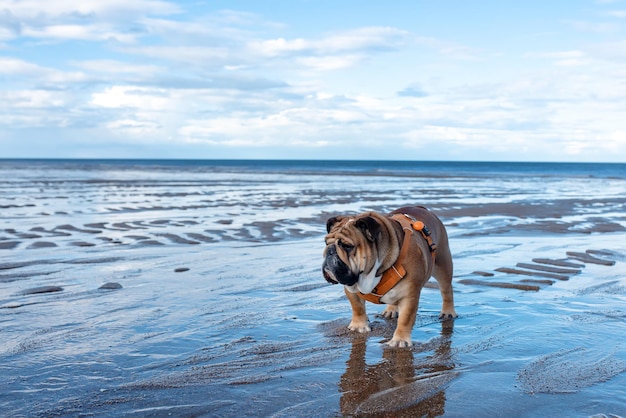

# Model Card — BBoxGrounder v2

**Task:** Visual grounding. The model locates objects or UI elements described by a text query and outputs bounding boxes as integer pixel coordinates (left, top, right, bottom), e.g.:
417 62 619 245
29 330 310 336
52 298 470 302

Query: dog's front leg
387 295 418 347
344 288 371 333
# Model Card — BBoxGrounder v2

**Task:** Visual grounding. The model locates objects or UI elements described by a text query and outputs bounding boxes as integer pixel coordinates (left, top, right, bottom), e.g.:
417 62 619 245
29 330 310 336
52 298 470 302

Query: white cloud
118 45 234 66
252 37 309 57
562 19 620 33
0 0 180 43
91 85 170 110
1 90 68 108
0 27 14 42
585 39 626 62
0 57 42 74
250 27 410 57
105 118 162 136
115 25 411 80
21 23 138 42
525 50 591 67
71 60 161 75
415 36 481 60
296 55 363 71
607 10 626 17
0 0 179 20
0 57 88 86
179 106 367 146
240 26 411 72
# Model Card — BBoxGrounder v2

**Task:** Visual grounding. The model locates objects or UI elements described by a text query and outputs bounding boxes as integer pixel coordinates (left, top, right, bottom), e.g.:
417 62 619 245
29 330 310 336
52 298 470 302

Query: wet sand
1 161 625 417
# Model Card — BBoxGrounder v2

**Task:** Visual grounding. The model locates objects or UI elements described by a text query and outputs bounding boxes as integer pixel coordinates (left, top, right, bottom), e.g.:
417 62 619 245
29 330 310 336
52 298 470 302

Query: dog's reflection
339 320 456 417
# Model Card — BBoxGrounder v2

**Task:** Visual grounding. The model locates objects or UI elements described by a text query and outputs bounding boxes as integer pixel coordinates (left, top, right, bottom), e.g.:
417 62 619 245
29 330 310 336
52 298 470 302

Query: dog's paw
438 311 458 320
348 321 371 333
380 305 399 319
386 337 413 348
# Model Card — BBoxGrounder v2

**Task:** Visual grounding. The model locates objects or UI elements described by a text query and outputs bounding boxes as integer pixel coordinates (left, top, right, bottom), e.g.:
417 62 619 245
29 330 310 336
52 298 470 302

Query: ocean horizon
2 158 626 179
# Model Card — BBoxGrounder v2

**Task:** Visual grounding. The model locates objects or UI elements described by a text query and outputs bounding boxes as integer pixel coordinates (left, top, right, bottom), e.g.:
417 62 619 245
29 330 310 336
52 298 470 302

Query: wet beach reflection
339 320 457 416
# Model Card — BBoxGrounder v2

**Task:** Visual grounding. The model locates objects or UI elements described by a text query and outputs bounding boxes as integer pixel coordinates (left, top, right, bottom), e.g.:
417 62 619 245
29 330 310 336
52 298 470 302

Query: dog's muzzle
323 267 338 284
322 245 358 286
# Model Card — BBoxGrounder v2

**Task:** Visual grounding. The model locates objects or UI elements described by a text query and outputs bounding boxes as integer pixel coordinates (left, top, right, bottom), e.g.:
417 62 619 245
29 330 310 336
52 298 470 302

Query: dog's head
322 214 383 286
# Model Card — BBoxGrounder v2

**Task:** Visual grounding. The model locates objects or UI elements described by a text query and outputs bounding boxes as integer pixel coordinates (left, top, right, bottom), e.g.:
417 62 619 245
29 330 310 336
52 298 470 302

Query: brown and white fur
323 206 456 347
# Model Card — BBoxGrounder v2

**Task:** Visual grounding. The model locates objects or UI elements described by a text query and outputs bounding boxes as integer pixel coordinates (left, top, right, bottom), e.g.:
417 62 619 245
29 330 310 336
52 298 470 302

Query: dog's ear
355 216 381 242
326 216 345 233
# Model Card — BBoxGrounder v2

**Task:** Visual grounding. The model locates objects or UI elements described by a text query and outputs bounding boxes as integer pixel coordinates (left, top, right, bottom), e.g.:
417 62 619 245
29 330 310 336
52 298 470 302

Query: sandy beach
1 160 625 417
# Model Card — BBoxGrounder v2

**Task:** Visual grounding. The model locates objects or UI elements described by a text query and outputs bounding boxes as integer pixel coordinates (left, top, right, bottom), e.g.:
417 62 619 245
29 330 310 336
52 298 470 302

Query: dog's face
322 215 382 286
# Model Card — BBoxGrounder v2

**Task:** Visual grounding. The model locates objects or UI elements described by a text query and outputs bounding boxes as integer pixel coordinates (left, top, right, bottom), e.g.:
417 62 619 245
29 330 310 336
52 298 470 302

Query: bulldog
323 205 456 347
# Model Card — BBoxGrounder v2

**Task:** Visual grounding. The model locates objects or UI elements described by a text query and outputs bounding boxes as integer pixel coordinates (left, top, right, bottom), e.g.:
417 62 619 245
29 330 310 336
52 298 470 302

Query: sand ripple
518 348 626 394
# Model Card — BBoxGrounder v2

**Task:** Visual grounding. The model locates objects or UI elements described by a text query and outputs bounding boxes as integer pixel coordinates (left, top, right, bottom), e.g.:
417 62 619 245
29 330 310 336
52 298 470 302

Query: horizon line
1 157 626 165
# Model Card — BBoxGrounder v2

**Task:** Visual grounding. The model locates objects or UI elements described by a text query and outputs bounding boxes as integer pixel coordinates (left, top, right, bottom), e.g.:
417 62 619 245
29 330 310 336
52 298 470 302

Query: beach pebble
1 302 23 309
27 241 58 249
19 286 63 295
99 282 123 290
174 267 190 273
135 240 165 246
472 271 495 277
71 241 96 247
0 241 21 250
17 233 41 239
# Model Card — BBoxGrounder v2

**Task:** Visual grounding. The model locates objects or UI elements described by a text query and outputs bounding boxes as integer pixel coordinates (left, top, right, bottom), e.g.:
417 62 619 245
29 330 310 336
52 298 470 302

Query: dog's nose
327 244 337 255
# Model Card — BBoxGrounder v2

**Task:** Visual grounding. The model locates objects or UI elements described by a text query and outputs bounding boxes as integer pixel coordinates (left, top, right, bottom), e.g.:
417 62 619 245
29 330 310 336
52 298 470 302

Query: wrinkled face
322 215 380 286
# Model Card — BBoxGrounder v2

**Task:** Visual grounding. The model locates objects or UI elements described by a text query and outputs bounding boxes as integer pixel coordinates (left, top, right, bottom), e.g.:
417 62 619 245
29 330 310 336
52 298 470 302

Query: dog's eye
338 241 354 253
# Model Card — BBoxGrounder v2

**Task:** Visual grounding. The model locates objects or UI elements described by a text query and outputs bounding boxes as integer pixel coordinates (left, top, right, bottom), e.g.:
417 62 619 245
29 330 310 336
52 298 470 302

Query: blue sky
2 1 626 161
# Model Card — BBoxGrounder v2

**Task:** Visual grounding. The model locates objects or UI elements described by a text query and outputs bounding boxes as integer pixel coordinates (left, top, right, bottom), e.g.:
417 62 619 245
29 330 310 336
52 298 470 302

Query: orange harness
357 214 437 304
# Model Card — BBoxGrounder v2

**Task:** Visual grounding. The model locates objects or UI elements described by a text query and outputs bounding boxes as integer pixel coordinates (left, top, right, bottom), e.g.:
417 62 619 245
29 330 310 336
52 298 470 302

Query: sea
2 158 626 178
1 159 625 416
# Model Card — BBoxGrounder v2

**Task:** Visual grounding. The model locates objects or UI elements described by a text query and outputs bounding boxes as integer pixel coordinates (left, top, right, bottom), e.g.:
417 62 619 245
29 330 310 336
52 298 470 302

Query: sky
2 1 626 162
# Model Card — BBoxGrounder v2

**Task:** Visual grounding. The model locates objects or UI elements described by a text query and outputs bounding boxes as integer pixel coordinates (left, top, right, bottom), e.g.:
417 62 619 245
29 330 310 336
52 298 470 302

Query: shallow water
1 160 625 417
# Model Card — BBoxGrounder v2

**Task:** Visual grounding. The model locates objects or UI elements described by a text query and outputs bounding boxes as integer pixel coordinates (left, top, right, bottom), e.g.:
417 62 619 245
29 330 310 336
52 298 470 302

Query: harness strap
358 214 437 304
